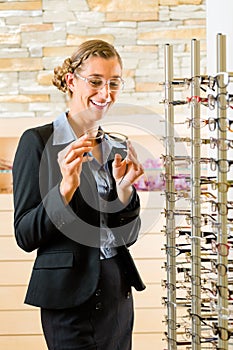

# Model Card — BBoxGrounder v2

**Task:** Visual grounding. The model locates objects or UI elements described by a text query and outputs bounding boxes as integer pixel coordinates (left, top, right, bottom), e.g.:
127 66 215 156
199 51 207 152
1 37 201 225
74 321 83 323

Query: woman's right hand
57 135 93 204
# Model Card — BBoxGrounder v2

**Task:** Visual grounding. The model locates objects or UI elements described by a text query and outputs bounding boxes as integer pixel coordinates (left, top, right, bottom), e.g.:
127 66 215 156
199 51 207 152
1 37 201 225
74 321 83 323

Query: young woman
13 39 145 350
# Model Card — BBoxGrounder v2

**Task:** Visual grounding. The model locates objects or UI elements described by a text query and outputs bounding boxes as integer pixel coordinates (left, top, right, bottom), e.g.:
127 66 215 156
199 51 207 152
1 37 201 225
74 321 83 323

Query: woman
13 39 145 350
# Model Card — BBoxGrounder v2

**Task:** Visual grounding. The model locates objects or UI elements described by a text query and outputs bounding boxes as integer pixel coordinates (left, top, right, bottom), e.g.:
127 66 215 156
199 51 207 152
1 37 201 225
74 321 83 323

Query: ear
65 72 76 93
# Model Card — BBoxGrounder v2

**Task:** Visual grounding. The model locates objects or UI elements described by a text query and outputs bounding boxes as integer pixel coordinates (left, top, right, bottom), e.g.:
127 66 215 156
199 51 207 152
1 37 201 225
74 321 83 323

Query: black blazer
13 123 145 310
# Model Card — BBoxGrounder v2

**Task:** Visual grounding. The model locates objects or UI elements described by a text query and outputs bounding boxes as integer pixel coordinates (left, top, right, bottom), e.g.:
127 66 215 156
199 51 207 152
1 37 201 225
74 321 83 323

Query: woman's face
69 56 122 122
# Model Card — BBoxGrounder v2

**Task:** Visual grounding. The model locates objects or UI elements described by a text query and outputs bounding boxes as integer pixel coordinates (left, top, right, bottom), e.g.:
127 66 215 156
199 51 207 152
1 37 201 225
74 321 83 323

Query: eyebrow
87 73 122 79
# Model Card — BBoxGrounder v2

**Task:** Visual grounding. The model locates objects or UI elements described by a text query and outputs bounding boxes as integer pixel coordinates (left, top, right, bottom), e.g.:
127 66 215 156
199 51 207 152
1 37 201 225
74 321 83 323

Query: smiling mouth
90 99 110 108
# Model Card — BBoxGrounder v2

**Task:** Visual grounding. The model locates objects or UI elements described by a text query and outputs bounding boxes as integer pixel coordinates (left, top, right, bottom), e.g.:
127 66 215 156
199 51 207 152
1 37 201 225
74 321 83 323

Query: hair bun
52 57 73 93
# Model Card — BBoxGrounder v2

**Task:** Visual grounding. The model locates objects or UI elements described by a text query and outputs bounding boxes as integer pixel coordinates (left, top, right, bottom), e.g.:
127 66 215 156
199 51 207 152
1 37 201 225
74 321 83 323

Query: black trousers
41 256 134 350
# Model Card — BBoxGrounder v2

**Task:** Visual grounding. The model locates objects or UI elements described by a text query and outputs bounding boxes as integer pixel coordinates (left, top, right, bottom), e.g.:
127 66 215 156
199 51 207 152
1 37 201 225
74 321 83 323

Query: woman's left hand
112 141 144 188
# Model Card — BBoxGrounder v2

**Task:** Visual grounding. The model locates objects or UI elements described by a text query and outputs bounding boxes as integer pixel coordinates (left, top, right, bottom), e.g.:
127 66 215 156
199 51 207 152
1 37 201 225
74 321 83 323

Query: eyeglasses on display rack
160 93 233 110
174 116 233 132
160 72 233 91
209 158 233 173
210 137 233 150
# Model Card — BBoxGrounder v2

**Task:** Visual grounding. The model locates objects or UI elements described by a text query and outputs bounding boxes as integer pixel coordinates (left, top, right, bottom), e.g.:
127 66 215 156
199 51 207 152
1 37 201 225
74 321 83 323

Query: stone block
159 0 178 4
43 46 77 57
106 12 158 22
136 82 163 92
87 0 158 13
75 11 105 26
68 0 89 11
0 58 43 72
20 23 53 32
0 73 18 94
66 34 114 46
0 48 29 59
88 0 159 21
0 1 42 11
42 57 66 70
43 0 89 11
0 102 29 113
0 33 20 46
138 27 206 42
43 10 76 22
106 21 136 29
37 72 53 86
6 14 43 25
21 31 66 47
19 82 55 95
0 95 50 103
179 0 202 4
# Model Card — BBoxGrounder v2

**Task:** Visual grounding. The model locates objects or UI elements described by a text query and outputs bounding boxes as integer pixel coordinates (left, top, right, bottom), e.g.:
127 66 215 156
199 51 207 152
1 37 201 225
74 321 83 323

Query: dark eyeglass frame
212 324 233 341
208 117 233 132
210 158 233 173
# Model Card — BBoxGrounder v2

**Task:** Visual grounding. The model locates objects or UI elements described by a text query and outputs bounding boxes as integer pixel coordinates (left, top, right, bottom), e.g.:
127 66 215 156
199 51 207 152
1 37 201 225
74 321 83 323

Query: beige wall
0 0 206 117
0 1 206 349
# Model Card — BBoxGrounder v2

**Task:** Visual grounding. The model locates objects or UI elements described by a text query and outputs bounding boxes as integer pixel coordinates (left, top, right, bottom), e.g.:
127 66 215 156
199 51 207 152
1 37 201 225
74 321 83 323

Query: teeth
91 100 108 107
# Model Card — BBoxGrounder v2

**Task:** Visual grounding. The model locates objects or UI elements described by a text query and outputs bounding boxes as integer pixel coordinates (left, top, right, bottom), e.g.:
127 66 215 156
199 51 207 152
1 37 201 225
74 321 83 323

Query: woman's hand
112 141 144 204
57 135 93 204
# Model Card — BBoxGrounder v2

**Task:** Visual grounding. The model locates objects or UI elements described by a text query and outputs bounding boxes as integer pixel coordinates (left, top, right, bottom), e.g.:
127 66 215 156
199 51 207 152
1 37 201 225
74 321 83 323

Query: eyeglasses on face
74 72 124 91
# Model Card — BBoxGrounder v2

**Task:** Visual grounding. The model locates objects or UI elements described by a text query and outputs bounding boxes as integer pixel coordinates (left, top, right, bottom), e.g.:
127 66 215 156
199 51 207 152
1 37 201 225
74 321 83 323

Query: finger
127 152 139 167
113 153 123 168
64 138 92 158
82 154 93 163
127 141 138 160
64 146 93 164
126 142 140 166
61 156 83 174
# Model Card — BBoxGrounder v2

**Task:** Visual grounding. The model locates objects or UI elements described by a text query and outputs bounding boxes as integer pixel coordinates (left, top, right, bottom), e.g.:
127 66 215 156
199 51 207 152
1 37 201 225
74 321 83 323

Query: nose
98 82 111 98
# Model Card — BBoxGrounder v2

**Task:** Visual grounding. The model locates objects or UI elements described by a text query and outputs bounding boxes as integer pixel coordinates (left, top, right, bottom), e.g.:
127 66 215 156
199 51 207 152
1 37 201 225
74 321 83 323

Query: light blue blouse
53 112 126 259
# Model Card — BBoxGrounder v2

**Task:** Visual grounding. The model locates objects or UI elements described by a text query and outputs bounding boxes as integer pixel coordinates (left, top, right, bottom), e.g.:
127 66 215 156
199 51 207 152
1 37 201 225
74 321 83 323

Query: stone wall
0 0 206 118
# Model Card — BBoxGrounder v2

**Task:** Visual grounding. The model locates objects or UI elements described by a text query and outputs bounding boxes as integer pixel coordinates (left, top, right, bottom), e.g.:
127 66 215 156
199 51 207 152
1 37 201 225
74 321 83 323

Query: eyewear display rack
162 33 231 350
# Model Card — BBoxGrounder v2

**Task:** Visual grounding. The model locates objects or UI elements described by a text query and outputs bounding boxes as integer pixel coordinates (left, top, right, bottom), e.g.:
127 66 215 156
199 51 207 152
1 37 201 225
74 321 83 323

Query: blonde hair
52 39 122 95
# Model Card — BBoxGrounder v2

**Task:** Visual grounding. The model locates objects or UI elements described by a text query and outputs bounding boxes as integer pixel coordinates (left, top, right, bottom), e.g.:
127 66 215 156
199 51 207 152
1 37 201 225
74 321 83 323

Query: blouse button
95 302 102 310
95 289 101 297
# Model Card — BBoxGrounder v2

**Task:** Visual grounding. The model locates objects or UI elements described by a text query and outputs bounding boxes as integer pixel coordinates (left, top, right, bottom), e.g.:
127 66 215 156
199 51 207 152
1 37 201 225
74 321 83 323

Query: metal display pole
190 39 202 350
216 33 228 350
164 43 177 350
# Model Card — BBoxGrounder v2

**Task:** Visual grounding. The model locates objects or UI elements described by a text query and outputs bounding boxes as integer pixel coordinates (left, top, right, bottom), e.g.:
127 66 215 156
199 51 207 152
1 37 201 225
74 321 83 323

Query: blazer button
95 289 101 297
95 302 102 310
126 291 131 299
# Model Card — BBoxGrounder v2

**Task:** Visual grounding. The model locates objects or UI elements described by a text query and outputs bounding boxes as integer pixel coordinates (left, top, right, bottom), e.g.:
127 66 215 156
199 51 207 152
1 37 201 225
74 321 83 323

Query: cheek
110 92 118 103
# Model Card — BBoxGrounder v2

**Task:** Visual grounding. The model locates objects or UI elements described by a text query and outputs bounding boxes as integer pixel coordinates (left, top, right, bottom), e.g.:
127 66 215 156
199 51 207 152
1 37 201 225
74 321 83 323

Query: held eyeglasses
75 72 124 92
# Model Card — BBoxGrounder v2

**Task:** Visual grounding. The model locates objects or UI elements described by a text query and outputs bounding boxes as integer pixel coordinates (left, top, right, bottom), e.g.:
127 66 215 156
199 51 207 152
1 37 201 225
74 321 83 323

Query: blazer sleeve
12 128 78 252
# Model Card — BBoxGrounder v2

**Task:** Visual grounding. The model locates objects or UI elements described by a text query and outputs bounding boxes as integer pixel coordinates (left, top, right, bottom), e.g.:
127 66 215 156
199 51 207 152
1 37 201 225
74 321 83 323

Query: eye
88 78 103 88
109 79 121 89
